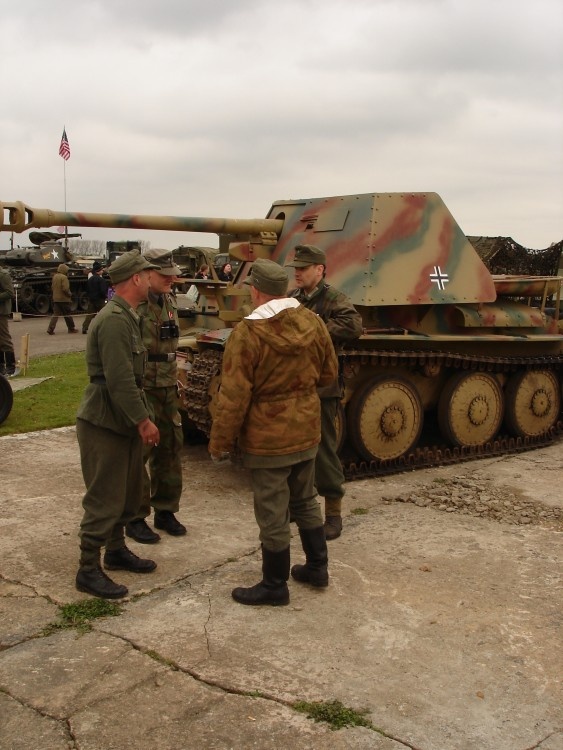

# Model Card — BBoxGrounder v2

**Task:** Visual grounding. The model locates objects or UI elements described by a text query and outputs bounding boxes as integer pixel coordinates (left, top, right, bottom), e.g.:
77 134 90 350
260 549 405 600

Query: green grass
293 699 375 731
351 507 369 516
0 352 88 436
42 599 122 635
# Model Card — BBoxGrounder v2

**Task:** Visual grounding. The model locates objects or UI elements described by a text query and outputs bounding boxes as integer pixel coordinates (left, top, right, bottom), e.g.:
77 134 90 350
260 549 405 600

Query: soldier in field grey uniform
126 249 186 544
75 250 161 600
286 245 363 540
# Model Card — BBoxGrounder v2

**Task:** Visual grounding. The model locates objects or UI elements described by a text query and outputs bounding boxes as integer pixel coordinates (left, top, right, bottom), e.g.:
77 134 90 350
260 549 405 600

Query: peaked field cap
285 244 327 267
243 258 288 296
108 249 160 284
92 260 105 272
143 248 182 276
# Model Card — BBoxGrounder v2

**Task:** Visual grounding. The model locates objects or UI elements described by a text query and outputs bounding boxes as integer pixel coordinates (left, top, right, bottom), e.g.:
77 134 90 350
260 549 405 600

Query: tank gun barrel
0 201 284 238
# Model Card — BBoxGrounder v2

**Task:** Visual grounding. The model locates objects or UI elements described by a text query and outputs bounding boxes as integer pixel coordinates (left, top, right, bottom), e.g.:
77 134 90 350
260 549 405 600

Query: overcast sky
1 0 562 252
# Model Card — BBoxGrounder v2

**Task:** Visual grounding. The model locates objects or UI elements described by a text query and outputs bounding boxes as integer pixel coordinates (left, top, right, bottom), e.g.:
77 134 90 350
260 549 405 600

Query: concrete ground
0 315 561 749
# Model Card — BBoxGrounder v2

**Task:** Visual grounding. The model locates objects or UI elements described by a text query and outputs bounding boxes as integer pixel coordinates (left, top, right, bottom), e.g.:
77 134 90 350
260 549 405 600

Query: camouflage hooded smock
209 298 337 458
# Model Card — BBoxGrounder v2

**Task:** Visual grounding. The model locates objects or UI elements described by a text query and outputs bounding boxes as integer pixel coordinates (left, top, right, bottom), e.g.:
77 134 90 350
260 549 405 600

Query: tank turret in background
0 230 87 315
2 194 562 477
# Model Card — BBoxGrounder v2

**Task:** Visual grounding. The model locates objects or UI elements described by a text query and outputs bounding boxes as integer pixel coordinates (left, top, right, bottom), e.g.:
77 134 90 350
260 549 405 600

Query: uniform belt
147 353 176 362
90 375 143 388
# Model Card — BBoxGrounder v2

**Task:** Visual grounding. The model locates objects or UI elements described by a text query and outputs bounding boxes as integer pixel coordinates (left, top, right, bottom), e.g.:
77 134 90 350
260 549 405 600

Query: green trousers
77 418 144 567
316 397 345 515
137 386 183 518
251 458 323 552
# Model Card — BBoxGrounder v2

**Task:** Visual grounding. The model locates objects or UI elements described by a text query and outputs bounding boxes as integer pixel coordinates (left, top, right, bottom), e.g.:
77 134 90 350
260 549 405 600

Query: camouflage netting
467 236 563 276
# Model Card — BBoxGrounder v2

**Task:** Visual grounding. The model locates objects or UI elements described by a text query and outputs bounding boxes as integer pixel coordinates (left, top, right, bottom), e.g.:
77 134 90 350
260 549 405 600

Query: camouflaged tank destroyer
2 194 562 476
0 231 87 315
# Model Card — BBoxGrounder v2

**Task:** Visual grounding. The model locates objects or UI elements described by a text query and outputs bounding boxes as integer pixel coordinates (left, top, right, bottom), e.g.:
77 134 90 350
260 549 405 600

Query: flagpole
63 126 67 249
61 125 69 249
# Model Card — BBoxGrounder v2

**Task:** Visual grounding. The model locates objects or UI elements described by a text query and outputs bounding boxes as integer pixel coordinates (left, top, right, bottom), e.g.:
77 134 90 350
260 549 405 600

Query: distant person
218 262 234 282
75 250 161 599
195 264 211 279
209 259 338 607
82 261 109 334
286 245 363 540
126 249 187 544
47 264 78 335
0 266 17 376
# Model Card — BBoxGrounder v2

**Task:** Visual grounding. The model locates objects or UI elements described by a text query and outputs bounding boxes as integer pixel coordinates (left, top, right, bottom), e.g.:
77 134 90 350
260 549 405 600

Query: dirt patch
383 473 563 529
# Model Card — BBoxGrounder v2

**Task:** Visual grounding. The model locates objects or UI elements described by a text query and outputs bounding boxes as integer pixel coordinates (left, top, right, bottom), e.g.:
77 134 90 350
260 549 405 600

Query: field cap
92 260 105 272
108 249 160 284
285 244 327 268
143 248 182 276
244 258 288 296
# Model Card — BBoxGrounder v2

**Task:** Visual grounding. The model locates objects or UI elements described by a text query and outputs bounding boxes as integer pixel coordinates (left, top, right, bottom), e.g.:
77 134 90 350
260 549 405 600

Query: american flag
59 128 70 161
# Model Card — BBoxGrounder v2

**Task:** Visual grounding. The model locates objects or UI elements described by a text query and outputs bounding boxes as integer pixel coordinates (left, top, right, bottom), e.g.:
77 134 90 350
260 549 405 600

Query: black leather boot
126 519 161 544
232 546 290 606
3 351 17 377
75 564 128 599
291 526 329 587
103 545 157 573
154 510 187 536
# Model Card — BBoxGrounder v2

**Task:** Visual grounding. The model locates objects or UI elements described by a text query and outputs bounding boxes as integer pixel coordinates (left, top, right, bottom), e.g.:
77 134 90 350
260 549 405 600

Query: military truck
106 240 142 266
2 194 561 477
172 245 218 280
0 231 88 315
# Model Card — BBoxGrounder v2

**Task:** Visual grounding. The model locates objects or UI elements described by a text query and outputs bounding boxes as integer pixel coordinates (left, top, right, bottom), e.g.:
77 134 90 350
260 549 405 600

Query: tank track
182 346 563 480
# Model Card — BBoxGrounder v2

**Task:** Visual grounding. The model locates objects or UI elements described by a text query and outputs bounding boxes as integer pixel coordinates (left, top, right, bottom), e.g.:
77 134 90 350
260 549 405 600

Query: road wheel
335 400 346 455
78 292 89 311
504 369 560 437
347 376 423 461
20 284 35 304
438 371 503 447
34 294 51 315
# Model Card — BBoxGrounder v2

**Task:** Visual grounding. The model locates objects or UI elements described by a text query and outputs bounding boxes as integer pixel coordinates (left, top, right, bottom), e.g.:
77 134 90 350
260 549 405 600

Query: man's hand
137 417 160 447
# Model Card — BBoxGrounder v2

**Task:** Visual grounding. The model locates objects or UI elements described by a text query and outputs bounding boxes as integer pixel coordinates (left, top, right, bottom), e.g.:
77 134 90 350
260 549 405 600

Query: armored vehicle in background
0 231 88 315
2 193 562 477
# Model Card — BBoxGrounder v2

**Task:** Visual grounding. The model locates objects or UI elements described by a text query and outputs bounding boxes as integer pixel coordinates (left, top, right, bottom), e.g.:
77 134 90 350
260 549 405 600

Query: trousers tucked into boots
291 526 329 587
232 546 290 606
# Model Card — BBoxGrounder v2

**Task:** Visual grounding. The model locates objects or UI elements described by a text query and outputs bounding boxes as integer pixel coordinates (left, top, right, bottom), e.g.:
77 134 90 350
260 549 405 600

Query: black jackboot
291 526 329 587
232 546 290 606
4 351 17 377
76 549 129 599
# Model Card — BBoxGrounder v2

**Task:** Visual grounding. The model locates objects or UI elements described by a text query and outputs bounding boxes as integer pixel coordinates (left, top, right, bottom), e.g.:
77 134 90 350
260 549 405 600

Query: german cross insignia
430 266 449 290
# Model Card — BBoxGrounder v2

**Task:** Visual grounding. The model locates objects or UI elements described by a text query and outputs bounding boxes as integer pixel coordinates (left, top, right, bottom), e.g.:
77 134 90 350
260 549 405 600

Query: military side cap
243 258 288 296
108 249 160 284
143 248 182 276
285 244 327 267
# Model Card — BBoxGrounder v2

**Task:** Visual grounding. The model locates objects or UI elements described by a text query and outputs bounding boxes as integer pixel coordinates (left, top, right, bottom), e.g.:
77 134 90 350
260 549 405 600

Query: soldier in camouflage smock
75 250 161 600
209 259 338 607
126 249 186 544
287 245 363 540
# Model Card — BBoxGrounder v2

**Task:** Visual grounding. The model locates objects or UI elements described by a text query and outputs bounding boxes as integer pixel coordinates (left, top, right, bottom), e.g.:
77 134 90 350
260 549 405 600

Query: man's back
210 299 337 458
